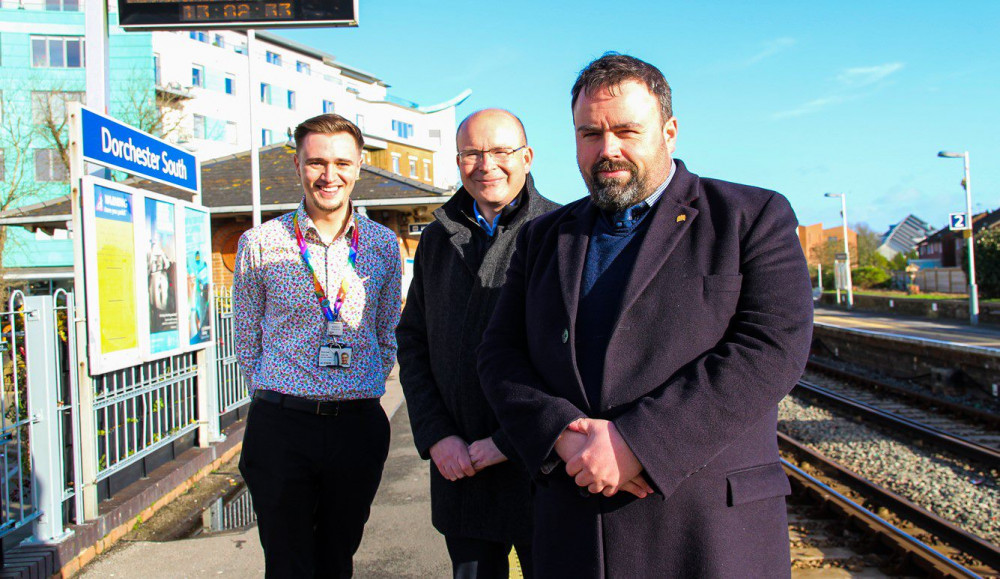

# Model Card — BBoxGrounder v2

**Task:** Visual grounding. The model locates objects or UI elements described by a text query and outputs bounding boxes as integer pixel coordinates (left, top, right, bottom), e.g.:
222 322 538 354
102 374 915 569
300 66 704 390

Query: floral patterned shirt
233 203 401 400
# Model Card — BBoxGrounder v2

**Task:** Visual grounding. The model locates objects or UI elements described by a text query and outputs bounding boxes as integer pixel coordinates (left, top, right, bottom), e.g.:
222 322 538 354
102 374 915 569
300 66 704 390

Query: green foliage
974 226 1000 299
854 223 883 267
889 250 916 271
852 265 892 289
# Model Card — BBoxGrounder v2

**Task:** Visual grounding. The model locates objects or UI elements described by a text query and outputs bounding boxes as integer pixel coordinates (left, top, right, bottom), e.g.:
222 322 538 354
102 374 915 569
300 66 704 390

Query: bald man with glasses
397 109 558 578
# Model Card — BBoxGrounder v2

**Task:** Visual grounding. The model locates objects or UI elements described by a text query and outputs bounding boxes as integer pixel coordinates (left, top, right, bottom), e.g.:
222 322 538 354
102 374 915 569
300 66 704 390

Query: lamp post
825 192 854 308
938 150 979 325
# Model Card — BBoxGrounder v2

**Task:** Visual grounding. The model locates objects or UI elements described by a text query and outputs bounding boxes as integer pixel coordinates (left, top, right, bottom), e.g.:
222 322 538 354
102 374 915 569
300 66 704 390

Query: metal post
817 262 822 292
84 0 109 113
963 152 979 325
840 194 854 309
247 30 263 228
67 104 99 520
24 296 70 541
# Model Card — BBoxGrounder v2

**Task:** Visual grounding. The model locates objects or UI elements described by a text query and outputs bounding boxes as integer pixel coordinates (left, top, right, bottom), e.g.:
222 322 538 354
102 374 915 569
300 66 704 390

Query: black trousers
445 535 534 579
238 396 390 578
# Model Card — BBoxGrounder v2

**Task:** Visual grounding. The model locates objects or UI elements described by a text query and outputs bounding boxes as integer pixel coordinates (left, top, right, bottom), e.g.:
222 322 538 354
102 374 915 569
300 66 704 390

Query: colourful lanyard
292 212 360 322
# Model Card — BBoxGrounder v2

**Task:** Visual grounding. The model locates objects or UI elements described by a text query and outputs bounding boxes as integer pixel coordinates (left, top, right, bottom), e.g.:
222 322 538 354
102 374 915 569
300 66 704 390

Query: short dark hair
571 52 672 121
293 113 364 153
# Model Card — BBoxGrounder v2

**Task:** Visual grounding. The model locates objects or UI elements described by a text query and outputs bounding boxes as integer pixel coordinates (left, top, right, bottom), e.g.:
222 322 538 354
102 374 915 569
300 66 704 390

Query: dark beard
584 158 649 213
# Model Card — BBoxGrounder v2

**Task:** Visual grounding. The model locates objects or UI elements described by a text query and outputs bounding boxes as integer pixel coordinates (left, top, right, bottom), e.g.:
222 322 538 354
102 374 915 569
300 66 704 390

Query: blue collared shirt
606 160 676 231
473 196 520 236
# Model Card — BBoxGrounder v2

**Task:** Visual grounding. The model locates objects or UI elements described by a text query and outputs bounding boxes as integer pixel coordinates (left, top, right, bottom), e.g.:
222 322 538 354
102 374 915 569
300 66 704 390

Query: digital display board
118 0 357 30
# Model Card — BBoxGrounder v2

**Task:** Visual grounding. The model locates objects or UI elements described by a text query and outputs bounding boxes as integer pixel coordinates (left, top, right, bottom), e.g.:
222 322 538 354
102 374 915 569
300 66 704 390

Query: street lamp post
938 150 979 325
825 193 854 308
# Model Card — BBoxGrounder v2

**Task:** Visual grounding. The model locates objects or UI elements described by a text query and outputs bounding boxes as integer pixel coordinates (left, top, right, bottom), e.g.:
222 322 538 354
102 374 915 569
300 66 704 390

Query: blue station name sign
81 107 200 194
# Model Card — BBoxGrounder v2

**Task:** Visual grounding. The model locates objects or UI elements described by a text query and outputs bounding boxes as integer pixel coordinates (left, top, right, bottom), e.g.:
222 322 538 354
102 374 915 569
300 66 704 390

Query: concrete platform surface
814 305 1000 351
79 372 450 578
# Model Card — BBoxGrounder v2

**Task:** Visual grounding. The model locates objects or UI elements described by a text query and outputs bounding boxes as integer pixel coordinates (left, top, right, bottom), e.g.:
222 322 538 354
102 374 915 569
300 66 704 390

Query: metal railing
212 286 249 414
1 286 251 548
0 291 39 540
91 353 200 479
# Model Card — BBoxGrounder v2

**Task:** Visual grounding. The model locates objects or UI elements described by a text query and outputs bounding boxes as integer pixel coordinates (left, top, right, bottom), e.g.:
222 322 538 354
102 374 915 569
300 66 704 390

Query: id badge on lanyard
293 213 359 370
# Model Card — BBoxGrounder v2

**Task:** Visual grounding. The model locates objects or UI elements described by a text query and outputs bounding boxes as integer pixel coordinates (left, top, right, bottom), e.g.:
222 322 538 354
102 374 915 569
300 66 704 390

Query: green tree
854 223 883 268
973 226 1000 299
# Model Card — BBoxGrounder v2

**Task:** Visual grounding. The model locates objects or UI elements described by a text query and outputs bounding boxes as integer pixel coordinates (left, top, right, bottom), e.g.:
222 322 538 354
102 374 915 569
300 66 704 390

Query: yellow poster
94 185 138 353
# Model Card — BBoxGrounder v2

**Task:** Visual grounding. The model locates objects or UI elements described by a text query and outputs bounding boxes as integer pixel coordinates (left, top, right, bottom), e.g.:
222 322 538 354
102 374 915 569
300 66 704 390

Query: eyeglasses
457 145 526 165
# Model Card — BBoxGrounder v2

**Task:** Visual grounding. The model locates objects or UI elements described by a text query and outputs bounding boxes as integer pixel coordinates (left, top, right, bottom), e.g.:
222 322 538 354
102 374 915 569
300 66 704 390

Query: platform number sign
949 213 969 231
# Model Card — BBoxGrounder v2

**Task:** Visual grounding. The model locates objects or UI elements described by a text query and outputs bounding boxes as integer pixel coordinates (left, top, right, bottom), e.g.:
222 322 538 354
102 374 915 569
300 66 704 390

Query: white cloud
744 37 796 66
836 62 904 87
772 95 848 119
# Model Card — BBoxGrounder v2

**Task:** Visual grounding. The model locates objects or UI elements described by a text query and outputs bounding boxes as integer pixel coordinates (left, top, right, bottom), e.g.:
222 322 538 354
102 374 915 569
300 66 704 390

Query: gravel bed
779 394 1000 546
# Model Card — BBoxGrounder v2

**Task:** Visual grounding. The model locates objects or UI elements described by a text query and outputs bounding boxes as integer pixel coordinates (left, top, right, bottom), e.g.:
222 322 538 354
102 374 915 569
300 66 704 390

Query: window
355 114 365 131
408 158 417 178
31 36 85 68
260 83 271 104
34 149 67 182
391 154 401 175
45 0 79 11
423 160 431 181
392 120 414 139
296 61 310 75
189 31 208 43
153 53 161 86
287 90 296 110
225 121 238 145
322 100 335 114
265 51 282 66
193 114 206 139
261 129 273 146
192 65 205 88
31 91 84 125
224 74 235 95
213 34 225 48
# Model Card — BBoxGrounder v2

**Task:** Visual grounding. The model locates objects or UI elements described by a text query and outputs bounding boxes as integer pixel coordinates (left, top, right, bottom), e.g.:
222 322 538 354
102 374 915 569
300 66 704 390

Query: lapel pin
676 214 687 223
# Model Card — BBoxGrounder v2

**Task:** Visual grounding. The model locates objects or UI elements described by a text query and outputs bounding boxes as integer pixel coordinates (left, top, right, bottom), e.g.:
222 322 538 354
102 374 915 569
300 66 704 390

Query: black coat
397 175 559 543
478 160 813 577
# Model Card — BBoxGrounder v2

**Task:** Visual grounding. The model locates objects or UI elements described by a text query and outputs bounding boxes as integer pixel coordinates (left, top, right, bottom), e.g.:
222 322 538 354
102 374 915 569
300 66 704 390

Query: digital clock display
180 2 294 22
118 0 357 30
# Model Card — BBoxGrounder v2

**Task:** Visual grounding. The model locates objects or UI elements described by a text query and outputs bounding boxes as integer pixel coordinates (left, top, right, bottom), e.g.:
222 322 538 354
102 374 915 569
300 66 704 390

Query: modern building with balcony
0 1 468 291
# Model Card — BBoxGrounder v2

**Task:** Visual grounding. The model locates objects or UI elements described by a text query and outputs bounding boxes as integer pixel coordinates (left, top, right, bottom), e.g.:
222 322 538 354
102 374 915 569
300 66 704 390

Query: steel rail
807 358 1000 428
794 379 1000 468
780 432 1000 574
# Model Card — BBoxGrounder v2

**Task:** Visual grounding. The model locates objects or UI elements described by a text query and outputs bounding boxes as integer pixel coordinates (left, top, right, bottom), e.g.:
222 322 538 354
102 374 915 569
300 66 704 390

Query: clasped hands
556 418 654 499
429 435 507 481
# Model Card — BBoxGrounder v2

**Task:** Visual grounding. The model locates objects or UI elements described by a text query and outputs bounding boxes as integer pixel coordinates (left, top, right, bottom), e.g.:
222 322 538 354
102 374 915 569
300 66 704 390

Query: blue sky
287 1 1000 234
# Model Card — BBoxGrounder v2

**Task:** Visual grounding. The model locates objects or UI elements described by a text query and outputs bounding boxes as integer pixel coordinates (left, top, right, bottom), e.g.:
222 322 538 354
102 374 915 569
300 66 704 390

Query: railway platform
813 305 1000 352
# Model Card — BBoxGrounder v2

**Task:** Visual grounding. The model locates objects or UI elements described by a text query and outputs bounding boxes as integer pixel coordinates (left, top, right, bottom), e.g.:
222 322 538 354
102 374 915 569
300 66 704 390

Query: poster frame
82 175 214 375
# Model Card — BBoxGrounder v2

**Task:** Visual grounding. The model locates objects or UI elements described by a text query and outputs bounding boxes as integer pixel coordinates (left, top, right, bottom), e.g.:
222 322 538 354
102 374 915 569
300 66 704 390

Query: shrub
974 226 1000 299
852 265 891 289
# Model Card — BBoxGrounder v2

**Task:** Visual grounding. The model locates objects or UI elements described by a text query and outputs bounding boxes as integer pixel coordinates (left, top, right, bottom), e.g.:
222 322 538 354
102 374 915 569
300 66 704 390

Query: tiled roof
0 144 451 225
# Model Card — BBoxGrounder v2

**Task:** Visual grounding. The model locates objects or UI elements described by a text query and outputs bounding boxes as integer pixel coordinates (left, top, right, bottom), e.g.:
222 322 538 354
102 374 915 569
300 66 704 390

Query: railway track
779 373 1000 577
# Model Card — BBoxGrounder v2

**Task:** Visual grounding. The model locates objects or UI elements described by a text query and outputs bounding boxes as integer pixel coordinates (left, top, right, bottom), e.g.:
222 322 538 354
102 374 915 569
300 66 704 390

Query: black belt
253 389 380 416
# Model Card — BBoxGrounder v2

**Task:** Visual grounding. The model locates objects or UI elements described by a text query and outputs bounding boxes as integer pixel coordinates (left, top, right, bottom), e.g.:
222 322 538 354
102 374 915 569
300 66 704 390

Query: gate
1 291 79 545
210 286 250 423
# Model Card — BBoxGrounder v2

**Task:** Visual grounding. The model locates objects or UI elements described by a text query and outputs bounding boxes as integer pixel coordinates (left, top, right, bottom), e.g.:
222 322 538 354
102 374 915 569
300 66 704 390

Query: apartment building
0 1 467 288
156 30 467 190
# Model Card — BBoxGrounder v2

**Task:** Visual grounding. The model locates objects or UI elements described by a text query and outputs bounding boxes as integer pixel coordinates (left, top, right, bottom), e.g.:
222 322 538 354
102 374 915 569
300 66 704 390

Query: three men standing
397 109 558 578
478 54 813 577
234 114 401 577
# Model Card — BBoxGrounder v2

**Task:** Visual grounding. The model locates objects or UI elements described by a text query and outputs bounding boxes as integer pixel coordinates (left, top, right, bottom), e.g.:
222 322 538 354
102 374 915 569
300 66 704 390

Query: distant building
0 2 469 290
916 208 1000 268
796 223 858 267
877 214 935 260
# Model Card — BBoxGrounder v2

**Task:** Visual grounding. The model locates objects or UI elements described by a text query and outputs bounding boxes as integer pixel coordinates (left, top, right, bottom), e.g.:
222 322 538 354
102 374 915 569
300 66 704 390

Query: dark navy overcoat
478 160 813 578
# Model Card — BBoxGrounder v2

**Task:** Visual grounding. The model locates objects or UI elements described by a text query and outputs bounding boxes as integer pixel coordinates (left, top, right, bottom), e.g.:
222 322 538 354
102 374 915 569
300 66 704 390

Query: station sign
949 212 969 231
408 222 430 236
117 0 358 30
835 252 848 261
81 107 200 194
